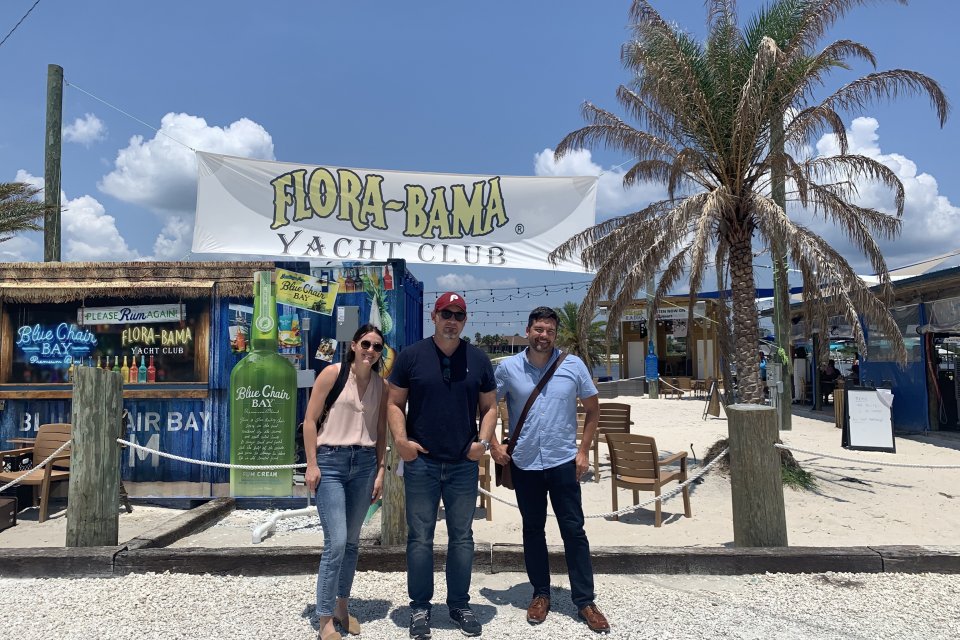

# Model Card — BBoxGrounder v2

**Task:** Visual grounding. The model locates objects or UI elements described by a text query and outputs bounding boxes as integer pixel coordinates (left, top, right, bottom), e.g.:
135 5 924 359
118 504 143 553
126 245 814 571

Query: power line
65 81 196 151
0 0 41 48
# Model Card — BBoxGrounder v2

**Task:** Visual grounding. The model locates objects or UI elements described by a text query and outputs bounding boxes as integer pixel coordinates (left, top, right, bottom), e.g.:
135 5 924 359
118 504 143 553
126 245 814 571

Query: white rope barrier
775 443 960 469
479 448 728 519
0 439 72 493
118 439 308 470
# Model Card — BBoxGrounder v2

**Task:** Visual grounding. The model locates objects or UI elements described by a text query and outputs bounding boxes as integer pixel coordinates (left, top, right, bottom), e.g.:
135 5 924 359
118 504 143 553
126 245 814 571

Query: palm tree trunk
729 234 764 403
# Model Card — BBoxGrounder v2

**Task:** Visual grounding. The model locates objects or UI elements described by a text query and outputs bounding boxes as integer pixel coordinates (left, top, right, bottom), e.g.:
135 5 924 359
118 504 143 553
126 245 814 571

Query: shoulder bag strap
320 362 352 428
506 351 568 455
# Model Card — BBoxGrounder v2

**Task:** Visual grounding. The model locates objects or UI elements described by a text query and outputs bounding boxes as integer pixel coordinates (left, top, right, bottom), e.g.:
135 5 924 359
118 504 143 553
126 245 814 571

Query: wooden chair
0 423 72 523
576 413 600 482
477 453 492 520
604 433 691 527
497 400 510 441
677 376 693 398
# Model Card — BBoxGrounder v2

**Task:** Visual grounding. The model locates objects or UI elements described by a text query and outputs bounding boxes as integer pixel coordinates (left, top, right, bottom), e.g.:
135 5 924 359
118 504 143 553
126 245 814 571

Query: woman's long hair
346 323 386 372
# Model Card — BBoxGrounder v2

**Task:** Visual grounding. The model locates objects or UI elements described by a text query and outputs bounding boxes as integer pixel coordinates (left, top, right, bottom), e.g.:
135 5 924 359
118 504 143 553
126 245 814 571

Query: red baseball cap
434 292 467 313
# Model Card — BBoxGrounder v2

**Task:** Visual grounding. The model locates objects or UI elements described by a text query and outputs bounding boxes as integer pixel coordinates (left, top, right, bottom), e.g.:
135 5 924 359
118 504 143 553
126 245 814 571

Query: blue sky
1 0 958 336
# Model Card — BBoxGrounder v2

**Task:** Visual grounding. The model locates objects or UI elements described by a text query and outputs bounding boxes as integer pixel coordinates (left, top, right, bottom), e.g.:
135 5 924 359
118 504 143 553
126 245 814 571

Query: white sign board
193 152 597 272
844 388 896 452
78 303 183 326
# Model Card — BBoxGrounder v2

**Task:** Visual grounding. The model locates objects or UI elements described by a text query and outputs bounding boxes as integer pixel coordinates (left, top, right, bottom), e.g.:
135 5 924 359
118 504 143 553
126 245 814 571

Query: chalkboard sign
843 386 896 453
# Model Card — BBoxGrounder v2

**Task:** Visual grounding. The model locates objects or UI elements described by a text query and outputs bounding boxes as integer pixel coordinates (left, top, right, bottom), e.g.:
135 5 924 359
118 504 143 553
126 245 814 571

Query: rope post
66 366 123 547
727 404 788 547
380 434 406 545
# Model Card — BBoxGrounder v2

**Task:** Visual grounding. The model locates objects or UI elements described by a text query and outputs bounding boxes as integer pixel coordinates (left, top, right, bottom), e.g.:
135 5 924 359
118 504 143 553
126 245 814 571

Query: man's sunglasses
358 340 384 353
439 309 466 321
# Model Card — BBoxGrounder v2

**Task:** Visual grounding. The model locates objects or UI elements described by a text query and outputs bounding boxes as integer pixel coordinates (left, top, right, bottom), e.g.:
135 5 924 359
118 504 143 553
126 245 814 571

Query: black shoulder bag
495 352 567 490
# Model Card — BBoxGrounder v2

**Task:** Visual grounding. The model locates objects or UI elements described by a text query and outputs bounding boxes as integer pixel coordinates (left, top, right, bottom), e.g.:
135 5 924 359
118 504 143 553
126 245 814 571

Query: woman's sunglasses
439 309 467 321
358 340 384 353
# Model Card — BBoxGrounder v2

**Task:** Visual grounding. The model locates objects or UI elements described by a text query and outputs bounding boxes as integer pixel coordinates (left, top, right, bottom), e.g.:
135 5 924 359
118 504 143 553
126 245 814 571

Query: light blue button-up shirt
495 348 598 471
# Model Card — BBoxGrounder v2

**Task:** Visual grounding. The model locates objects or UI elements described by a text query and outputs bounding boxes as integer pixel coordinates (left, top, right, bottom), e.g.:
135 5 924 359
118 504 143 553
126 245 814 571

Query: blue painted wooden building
0 259 422 497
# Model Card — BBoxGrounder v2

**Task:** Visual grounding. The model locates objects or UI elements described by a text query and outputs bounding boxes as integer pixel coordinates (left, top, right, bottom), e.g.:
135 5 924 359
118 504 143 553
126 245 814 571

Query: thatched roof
0 261 276 303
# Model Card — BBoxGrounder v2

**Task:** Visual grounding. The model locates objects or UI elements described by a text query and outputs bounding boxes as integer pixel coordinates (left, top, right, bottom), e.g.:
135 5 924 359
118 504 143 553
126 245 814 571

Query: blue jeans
315 445 377 617
403 455 478 611
513 459 595 608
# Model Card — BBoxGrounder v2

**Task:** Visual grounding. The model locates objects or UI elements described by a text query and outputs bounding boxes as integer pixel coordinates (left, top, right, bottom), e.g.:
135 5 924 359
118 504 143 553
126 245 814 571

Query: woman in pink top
303 324 388 640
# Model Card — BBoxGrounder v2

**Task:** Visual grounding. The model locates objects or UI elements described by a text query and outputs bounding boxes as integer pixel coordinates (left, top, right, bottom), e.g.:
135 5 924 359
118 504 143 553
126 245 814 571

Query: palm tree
556 301 607 370
0 182 47 243
551 0 948 402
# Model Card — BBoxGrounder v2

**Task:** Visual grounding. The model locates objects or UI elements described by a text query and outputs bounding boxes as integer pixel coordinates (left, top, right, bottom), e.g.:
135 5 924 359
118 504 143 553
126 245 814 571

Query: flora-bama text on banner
192 152 597 272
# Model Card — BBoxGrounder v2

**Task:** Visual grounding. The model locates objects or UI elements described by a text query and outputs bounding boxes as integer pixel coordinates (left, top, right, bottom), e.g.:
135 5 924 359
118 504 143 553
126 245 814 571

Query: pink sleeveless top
316 367 383 447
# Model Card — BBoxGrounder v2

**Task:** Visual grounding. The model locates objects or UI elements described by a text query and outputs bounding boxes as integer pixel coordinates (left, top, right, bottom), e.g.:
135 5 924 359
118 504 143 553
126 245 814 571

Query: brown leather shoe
578 603 610 633
526 595 550 624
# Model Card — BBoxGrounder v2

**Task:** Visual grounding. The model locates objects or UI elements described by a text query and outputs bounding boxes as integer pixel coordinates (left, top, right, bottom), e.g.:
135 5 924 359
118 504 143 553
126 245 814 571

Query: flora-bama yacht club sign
192 152 597 272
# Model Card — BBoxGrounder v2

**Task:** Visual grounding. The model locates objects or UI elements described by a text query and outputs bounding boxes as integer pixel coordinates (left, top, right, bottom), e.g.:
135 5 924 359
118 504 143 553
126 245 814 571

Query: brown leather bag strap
506 351 568 455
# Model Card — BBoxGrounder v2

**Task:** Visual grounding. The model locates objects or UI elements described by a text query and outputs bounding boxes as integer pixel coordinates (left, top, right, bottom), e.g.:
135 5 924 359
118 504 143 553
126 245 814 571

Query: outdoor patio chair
604 433 691 527
577 413 601 482
477 453 492 521
0 423 72 523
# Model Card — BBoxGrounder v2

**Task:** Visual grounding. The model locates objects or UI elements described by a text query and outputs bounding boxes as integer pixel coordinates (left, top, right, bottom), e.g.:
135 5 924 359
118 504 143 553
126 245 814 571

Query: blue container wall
0 397 216 484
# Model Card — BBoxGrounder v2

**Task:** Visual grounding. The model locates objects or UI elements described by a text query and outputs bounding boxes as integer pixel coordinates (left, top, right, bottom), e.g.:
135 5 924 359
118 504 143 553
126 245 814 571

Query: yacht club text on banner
192 152 597 272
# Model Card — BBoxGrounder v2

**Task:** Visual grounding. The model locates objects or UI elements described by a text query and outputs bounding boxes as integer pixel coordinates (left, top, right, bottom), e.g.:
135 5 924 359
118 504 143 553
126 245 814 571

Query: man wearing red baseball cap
388 291 498 639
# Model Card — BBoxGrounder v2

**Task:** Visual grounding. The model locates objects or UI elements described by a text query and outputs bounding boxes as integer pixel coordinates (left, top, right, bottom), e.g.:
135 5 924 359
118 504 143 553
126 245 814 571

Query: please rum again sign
78 303 184 326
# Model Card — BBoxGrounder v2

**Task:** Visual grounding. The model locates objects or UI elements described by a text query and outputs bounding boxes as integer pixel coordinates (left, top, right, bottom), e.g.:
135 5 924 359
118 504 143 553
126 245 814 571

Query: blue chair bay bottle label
229 271 298 496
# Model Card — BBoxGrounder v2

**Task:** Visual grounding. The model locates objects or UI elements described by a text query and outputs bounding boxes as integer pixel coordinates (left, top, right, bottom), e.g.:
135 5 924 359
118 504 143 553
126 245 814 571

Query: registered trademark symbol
515 223 525 235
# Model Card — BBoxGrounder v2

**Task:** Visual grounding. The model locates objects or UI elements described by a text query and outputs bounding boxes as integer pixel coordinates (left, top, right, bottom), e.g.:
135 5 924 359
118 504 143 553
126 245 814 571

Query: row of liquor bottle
66 355 162 383
317 265 394 294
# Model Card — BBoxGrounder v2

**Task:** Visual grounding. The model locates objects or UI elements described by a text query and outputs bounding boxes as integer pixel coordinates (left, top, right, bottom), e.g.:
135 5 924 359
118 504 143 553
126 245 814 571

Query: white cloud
0 233 42 261
533 148 668 218
152 216 193 261
15 170 139 262
63 113 106 145
99 113 275 214
435 273 518 294
807 117 960 273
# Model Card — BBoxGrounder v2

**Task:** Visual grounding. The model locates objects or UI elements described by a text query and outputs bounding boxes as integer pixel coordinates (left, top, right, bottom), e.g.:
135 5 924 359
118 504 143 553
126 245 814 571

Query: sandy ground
3 396 959 549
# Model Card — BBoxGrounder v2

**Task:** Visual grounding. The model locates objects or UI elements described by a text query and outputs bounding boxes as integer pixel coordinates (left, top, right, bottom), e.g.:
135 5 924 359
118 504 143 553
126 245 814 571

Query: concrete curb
122 497 235 551
3 543 959 579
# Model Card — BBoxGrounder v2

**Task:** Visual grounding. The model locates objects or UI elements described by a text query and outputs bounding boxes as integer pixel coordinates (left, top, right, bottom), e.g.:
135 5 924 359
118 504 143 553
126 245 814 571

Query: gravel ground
2 571 958 639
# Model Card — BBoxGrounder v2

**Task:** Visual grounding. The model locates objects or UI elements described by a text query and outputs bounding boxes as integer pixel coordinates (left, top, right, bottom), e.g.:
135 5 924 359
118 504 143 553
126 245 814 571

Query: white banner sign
192 152 597 272
78 304 183 325
621 302 707 323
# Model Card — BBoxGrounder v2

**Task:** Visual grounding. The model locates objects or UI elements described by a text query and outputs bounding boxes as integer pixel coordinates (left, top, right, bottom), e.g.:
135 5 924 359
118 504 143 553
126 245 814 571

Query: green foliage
0 182 48 243
551 0 948 404
556 301 607 369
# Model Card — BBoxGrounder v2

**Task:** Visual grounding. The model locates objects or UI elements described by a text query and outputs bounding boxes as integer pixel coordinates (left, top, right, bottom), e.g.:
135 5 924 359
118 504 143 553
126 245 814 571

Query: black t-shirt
389 338 496 462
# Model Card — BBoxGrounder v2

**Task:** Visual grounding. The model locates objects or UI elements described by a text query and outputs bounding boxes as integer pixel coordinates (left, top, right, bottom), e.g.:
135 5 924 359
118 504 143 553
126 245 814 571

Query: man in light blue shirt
492 306 609 633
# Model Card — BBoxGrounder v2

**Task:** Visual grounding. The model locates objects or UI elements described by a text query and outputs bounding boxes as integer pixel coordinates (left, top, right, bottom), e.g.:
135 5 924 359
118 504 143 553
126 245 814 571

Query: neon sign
15 323 98 365
121 326 193 347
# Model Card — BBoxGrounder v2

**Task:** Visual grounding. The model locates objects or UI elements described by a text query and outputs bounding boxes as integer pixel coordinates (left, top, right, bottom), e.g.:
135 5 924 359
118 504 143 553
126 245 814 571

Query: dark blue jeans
513 459 595 608
403 455 478 611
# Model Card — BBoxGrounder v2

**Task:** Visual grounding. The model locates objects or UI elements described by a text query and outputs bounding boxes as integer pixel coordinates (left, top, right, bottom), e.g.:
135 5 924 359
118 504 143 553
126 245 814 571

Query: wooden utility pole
380 434 406 545
44 63 63 262
771 109 793 430
727 404 788 547
66 367 123 547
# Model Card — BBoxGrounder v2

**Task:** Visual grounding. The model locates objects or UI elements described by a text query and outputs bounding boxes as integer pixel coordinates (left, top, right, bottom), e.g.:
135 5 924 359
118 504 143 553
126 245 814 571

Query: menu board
843 387 896 452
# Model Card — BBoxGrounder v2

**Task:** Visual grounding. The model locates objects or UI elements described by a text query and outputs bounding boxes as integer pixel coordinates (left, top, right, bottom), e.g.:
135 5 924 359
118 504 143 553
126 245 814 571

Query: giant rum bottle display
229 271 298 496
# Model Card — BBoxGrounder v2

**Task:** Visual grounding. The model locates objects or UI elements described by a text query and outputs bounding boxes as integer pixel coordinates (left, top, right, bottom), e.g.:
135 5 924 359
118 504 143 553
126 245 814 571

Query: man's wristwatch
478 439 491 452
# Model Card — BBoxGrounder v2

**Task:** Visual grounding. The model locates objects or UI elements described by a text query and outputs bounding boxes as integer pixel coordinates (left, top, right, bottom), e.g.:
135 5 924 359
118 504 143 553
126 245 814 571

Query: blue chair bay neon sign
16 323 97 365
